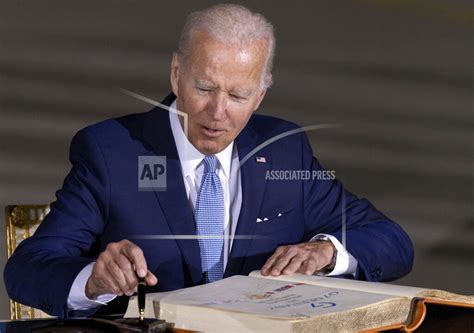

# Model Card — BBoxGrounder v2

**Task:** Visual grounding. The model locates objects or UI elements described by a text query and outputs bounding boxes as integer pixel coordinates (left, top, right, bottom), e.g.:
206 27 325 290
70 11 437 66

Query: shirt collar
169 100 234 178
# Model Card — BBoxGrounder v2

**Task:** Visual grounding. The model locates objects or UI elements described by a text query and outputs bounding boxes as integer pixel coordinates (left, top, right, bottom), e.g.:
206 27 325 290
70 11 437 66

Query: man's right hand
85 239 158 299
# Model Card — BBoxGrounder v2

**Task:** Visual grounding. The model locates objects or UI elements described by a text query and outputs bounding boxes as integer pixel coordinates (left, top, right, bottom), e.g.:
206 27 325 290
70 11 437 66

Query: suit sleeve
300 132 414 282
4 128 110 318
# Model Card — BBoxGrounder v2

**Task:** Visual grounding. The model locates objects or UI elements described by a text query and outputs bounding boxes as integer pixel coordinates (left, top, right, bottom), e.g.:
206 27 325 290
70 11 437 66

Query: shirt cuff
67 262 117 311
310 233 358 276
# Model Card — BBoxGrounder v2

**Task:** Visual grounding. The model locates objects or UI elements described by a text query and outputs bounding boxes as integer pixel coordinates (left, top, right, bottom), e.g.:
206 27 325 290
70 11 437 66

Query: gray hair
177 4 275 89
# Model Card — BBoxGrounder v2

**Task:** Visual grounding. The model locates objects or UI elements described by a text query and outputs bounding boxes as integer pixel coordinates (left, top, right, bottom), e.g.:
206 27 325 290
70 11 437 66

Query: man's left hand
261 241 335 276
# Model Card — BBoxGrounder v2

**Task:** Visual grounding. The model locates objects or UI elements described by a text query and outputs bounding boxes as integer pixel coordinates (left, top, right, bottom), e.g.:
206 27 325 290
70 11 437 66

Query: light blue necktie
195 155 224 283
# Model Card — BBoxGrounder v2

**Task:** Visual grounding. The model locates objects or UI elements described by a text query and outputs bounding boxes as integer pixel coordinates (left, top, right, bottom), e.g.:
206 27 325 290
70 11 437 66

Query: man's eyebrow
231 88 252 97
194 79 215 87
194 80 253 96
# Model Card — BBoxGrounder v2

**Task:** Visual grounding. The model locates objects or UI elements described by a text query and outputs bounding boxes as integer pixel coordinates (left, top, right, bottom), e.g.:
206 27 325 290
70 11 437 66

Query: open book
125 271 474 332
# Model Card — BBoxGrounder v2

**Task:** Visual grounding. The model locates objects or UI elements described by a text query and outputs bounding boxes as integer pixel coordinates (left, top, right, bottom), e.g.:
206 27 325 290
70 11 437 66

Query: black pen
138 277 146 321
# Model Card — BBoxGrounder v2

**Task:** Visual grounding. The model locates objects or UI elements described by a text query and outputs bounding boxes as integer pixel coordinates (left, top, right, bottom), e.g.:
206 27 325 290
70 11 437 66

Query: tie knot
203 155 218 174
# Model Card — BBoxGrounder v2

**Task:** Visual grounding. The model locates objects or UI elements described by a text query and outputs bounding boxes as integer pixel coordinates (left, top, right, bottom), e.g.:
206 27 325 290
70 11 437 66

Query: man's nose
208 92 227 121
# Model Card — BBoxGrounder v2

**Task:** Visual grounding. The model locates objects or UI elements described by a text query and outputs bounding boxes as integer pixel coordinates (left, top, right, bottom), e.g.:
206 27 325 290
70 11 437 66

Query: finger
117 254 138 295
261 254 278 275
299 258 318 275
121 241 147 278
300 252 325 275
100 273 123 296
105 258 129 294
91 260 122 296
119 254 138 286
94 261 123 295
101 243 128 291
270 247 302 276
145 271 158 286
96 253 124 293
261 246 286 275
282 255 306 275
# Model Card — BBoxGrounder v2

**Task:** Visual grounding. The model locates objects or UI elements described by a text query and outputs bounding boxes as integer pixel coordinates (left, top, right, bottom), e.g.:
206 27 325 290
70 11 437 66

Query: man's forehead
181 31 267 92
190 30 267 60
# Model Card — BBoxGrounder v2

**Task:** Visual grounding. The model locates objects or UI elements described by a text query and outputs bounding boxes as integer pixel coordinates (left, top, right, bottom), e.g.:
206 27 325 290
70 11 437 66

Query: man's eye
198 87 211 92
230 94 245 100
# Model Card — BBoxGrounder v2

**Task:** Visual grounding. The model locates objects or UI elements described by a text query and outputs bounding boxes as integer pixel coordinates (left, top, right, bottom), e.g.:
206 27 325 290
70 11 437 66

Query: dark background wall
0 0 472 319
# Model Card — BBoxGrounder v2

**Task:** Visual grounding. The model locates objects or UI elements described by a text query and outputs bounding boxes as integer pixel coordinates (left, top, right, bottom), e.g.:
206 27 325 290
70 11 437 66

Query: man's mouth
201 125 225 138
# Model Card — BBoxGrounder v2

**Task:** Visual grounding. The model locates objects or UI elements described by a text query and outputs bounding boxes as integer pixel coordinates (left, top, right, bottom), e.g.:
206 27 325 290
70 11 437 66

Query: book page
157 275 400 320
249 271 426 298
415 289 474 305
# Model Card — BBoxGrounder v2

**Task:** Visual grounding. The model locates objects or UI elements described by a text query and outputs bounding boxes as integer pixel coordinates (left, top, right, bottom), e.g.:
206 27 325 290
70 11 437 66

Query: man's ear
253 74 271 112
170 53 180 96
253 88 268 112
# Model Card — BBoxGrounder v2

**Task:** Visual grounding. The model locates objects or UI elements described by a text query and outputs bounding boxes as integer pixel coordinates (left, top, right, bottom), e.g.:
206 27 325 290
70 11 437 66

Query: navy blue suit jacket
4 93 413 318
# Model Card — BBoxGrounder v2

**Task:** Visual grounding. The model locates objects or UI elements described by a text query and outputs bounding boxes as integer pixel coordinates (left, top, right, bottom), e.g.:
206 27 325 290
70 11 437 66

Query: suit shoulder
80 93 175 138
247 114 301 139
79 111 149 138
72 108 159 148
69 109 158 157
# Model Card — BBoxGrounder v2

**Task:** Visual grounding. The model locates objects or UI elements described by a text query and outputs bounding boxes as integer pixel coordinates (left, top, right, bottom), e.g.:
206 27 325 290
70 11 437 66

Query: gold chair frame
5 204 53 320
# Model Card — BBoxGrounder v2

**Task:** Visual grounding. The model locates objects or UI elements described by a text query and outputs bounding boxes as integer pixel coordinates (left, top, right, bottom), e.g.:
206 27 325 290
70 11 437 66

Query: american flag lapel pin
256 156 266 163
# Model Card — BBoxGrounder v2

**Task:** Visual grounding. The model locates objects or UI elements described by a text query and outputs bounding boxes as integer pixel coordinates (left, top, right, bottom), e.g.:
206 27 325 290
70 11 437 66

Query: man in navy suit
4 4 413 318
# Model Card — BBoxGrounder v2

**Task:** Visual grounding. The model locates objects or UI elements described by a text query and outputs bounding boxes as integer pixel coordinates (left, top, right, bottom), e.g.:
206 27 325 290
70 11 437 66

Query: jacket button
40 303 52 312
371 268 382 279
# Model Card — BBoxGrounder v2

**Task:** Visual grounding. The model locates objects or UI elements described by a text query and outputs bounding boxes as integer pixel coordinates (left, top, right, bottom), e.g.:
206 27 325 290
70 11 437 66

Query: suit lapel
224 123 270 277
142 94 203 285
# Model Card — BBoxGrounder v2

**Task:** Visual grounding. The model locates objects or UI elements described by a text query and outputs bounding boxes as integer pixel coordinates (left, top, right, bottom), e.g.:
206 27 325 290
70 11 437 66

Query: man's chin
197 146 225 156
194 140 229 155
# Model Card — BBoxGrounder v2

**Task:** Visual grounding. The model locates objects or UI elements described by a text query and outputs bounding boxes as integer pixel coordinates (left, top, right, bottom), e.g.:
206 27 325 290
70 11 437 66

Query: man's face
170 32 268 155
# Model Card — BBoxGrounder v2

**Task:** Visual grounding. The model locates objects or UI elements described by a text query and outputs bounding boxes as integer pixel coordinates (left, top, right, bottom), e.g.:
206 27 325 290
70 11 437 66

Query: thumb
145 271 158 286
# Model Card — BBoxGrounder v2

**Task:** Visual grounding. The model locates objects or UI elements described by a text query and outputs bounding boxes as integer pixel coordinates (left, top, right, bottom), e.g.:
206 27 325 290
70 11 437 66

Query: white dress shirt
67 101 357 310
